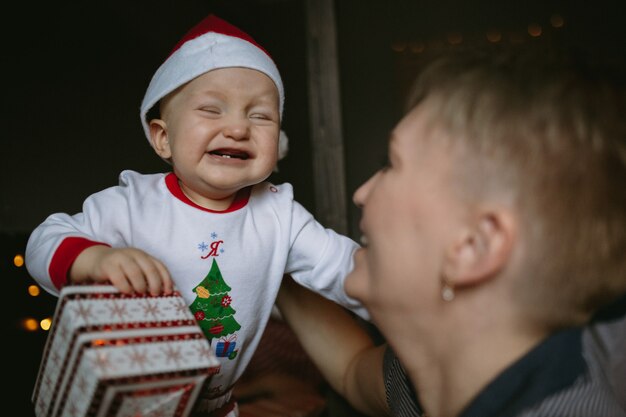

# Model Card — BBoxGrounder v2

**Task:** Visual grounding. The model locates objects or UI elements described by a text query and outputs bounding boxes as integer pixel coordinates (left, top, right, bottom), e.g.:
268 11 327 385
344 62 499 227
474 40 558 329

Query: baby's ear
149 119 172 159
443 209 516 288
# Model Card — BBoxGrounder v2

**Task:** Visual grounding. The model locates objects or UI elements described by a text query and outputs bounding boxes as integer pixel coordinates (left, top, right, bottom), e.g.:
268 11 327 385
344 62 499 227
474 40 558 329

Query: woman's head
347 45 626 330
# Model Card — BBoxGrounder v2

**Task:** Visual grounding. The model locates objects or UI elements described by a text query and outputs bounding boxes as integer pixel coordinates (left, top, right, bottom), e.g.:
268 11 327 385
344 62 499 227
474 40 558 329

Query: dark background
4 0 626 415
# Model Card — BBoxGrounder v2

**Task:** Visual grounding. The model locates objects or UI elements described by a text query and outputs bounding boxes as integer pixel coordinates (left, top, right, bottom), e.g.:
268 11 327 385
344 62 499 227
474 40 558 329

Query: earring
441 280 455 302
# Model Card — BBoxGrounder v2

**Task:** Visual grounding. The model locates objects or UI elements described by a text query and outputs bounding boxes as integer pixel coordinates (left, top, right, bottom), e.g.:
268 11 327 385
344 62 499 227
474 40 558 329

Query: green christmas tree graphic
190 258 241 341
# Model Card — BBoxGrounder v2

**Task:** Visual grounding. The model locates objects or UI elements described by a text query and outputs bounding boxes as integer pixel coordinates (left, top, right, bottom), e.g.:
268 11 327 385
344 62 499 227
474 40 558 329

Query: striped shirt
383 315 625 417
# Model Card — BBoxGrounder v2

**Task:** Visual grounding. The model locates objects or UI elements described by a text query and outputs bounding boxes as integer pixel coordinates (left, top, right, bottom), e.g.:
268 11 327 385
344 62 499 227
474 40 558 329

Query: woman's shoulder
581 315 626 411
382 347 423 417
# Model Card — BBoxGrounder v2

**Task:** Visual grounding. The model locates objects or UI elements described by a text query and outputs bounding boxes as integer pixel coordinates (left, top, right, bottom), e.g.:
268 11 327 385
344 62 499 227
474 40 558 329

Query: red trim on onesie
165 172 251 213
49 237 110 289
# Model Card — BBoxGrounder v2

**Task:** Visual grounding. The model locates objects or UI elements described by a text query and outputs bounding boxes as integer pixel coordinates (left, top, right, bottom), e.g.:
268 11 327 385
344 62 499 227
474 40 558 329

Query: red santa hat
140 14 284 141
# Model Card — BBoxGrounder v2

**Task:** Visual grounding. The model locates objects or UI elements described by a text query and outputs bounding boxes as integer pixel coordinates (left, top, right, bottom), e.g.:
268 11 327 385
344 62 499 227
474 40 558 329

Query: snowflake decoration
161 345 183 365
72 301 94 324
107 300 129 320
221 295 232 307
127 347 152 370
211 232 218 239
192 340 213 361
92 351 114 375
198 242 208 252
141 300 161 319
172 298 190 316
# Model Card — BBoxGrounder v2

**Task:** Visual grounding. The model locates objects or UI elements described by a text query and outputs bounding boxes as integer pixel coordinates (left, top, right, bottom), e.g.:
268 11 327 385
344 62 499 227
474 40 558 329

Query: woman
277 44 626 417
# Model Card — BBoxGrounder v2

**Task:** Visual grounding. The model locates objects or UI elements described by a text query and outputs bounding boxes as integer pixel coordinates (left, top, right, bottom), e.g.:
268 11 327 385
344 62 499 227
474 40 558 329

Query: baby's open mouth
209 149 250 160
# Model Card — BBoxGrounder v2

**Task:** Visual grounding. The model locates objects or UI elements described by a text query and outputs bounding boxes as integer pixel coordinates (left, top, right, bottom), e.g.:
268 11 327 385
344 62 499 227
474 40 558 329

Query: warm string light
19 316 52 332
486 29 502 43
12 251 53 331
550 14 564 28
40 318 52 331
14 254 24 267
391 12 565 53
409 40 425 53
21 318 39 332
528 23 542 37
391 40 407 52
20 286 50 331
28 285 41 297
447 32 463 45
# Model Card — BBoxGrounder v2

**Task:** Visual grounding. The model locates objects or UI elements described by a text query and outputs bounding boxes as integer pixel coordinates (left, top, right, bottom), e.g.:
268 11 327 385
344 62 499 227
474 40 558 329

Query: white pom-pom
278 130 289 160
274 130 289 172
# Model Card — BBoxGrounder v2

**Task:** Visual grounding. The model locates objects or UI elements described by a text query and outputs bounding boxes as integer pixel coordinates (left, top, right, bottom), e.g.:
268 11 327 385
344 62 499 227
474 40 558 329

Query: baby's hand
70 245 174 296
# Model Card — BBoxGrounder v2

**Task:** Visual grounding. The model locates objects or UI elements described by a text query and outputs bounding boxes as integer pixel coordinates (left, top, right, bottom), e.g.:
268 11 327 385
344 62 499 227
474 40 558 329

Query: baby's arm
69 245 173 296
276 276 390 417
25 173 173 296
27 225 174 296
286 201 368 320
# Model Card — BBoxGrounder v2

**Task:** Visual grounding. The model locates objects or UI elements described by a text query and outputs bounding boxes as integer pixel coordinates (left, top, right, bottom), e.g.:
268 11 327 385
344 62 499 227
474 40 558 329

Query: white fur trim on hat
139 14 284 142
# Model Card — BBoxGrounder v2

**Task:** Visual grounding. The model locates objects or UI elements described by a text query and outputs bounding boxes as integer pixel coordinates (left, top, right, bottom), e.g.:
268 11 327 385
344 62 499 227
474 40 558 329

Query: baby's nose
223 119 250 140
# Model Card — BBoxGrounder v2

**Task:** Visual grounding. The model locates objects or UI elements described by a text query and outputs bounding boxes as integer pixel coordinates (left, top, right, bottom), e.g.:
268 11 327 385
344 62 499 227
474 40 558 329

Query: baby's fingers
154 260 174 295
135 257 173 296
119 260 150 295
89 247 171 296
104 265 139 295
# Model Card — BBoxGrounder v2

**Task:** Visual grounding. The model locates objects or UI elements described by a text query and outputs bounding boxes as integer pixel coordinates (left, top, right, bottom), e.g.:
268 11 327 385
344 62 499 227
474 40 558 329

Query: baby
25 14 366 416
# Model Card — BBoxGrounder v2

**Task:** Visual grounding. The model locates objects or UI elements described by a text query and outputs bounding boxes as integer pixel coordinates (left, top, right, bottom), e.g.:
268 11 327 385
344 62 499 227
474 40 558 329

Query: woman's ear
149 119 171 159
443 209 516 288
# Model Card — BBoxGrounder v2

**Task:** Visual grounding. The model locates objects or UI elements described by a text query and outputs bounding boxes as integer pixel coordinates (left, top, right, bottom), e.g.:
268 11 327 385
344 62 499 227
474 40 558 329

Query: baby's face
158 67 280 205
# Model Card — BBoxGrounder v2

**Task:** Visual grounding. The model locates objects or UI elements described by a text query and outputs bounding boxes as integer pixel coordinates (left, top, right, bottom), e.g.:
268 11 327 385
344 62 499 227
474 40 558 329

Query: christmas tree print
190 258 241 342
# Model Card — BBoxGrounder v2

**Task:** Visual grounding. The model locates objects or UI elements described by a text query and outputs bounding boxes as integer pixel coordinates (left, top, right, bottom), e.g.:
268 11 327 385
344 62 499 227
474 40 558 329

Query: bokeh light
14 254 24 267
22 318 39 332
28 285 41 297
550 14 565 28
486 29 502 43
528 23 542 37
409 40 425 53
40 317 52 331
447 32 463 45
391 40 407 52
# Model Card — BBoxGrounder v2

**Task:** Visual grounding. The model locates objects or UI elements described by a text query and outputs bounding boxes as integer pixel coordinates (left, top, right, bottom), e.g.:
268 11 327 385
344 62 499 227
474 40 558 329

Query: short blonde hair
408 45 626 327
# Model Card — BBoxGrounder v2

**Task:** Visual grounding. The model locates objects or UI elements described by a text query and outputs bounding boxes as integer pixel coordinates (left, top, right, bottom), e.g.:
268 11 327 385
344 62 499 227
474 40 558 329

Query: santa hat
140 14 284 142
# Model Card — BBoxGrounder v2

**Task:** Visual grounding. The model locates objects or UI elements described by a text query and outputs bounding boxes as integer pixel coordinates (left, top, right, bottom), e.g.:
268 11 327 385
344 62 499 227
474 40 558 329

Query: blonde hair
407 45 626 327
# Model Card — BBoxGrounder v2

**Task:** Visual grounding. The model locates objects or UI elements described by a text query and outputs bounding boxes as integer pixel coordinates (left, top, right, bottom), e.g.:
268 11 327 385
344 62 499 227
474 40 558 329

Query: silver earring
442 281 455 302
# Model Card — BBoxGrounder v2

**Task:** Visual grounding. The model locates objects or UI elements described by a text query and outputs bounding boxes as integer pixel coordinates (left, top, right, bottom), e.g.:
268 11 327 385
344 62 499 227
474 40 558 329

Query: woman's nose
353 172 378 208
